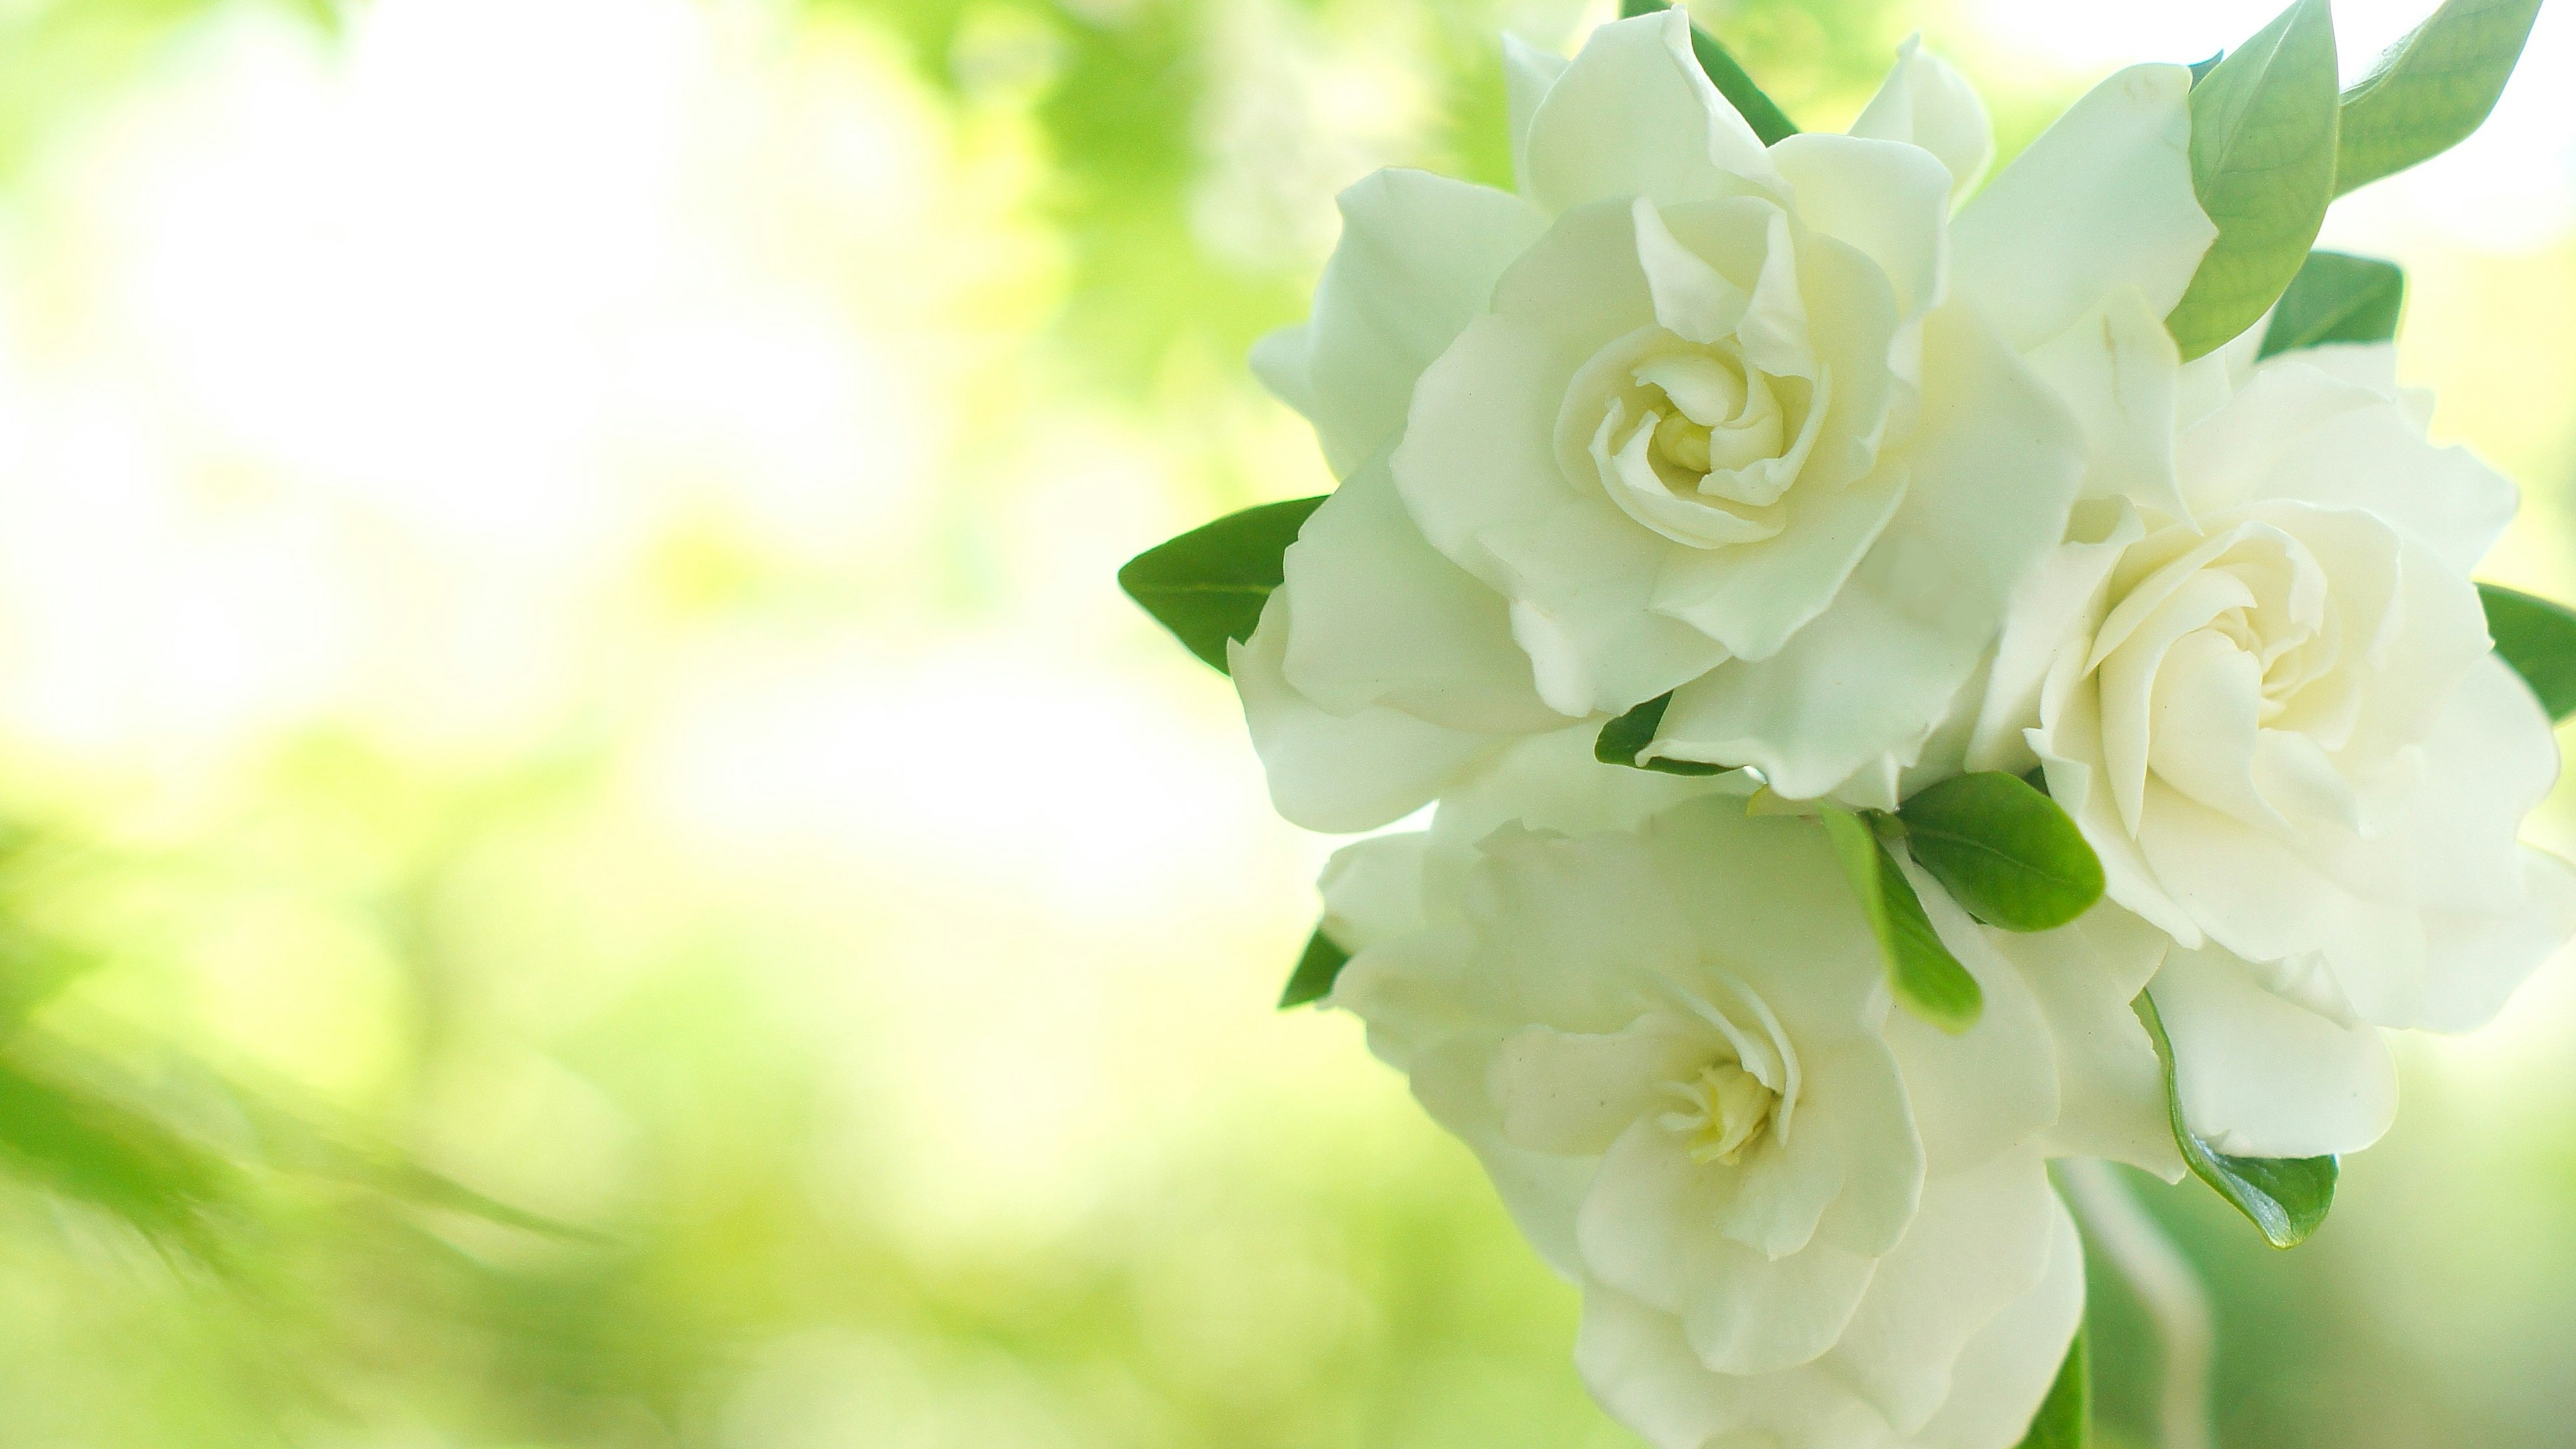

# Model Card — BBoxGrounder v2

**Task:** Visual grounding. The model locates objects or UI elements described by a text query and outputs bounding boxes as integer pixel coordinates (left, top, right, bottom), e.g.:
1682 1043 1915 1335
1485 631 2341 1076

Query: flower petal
1849 36 1995 197
1882 851 2061 1173
1650 302 2082 795
1522 11 1780 217
1909 1189 2084 1449
1950 64 2212 352
1303 169 1551 476
1317 833 1432 953
1491 1021 1705 1157
2179 358 2516 576
2153 941 2398 1157
1503 33 1570 197
1820 1149 2058 1434
2013 903 2184 1179
2026 286 2190 521
1770 131 1951 321
1578 1123 1878 1375
1229 590 1498 833
1283 451 1565 731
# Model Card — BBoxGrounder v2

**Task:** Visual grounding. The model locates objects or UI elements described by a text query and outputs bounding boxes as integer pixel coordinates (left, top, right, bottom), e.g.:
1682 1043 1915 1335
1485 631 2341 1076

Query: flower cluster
1122 5 2573 1446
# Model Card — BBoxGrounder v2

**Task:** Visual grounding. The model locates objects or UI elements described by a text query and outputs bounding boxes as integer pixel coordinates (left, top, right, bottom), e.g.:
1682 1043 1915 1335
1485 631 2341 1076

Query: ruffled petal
1883 851 2061 1173
1950 64 2212 352
1909 1190 2084 1449
1649 303 2082 794
1770 131 1951 320
1579 1118 1879 1375
1303 168 1551 476
1229 591 1498 833
1522 11 1780 217
1848 36 1995 197
2153 942 2398 1157
2025 286 2189 521
1282 451 1565 731
1502 33 1570 197
2012 903 2184 1179
1819 1149 2057 1435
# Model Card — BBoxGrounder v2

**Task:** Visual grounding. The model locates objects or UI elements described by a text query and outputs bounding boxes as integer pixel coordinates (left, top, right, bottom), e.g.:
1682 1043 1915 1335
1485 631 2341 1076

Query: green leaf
1896 773 2106 933
1819 806 1982 1032
1595 692 1729 775
1617 0 1799 146
0 1053 231 1247
2480 582 2576 722
2014 1324 2088 1449
2189 51 2226 87
2165 0 2341 361
2257 250 2406 358
2337 0 2543 195
1278 926 1350 1009
2135 991 2337 1247
1116 496 1326 674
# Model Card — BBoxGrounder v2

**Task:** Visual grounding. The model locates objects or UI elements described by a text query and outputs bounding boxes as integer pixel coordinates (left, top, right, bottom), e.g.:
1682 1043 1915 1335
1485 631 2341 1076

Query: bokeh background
0 0 2569 1445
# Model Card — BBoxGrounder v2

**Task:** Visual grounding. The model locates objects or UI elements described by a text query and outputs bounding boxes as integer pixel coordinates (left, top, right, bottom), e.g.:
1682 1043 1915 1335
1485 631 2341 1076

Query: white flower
1318 731 2165 1448
1234 15 2218 830
1948 340 2576 1036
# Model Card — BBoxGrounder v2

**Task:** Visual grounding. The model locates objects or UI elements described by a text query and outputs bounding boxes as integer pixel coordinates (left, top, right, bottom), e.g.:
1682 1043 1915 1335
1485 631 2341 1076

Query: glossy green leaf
1896 772 2105 932
2165 0 2341 360
2014 1324 2088 1449
1618 0 1799 146
1595 692 1729 775
2258 250 2405 358
2480 582 2576 721
1277 926 1350 1009
2136 991 2337 1247
2337 0 2542 195
1819 806 1982 1032
1116 496 1326 674
2189 51 2226 87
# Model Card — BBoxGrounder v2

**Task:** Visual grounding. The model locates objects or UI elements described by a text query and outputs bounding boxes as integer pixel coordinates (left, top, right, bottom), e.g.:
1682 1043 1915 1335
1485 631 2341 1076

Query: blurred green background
0 0 2571 1445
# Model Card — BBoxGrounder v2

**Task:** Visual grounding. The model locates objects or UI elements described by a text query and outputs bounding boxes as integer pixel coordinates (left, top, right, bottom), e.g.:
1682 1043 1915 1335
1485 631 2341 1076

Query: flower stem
2057 1158 2216 1449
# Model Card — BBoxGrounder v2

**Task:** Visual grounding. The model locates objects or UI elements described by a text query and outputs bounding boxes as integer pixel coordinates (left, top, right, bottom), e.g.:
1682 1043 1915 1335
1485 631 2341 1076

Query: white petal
1229 590 1498 833
2026 286 2189 521
1491 1021 1703 1157
1770 131 1951 320
1911 1191 2084 1449
1248 323 1316 418
1282 451 1565 731
1522 11 1780 217
2180 358 2516 576
1575 1285 1897 1449
1883 852 2060 1173
2012 903 2184 1180
1393 311 1583 592
1950 64 2213 352
1579 1124 1878 1375
1404 1030 1599 1278
2153 942 2398 1157
1819 1150 2057 1434
1303 169 1551 476
1650 302 2082 796
1962 503 2144 777
1849 36 1995 197
1428 727 1749 874
1316 833 1430 954
2418 848 2576 1032
1502 33 1570 197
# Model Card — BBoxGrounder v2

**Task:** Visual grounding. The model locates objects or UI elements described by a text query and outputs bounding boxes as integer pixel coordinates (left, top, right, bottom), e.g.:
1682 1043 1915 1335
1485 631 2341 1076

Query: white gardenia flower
1233 13 2219 830
1952 339 2576 1063
1318 731 2169 1448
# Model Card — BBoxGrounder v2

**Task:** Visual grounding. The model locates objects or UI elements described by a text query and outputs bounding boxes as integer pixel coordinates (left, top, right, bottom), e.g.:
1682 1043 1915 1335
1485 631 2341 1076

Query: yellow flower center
1661 1061 1780 1167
